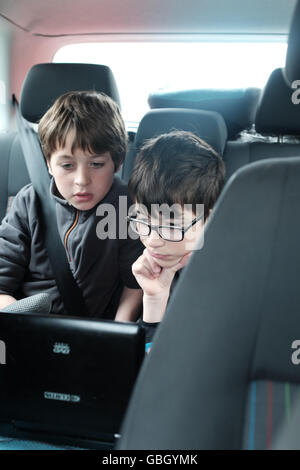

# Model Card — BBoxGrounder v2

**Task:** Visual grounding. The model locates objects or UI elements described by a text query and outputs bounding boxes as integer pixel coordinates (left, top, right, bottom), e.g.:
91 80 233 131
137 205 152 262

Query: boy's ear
47 160 53 176
115 163 121 173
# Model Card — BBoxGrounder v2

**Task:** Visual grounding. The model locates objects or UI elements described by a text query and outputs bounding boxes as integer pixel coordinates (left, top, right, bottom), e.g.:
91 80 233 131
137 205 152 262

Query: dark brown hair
38 90 127 169
129 130 225 220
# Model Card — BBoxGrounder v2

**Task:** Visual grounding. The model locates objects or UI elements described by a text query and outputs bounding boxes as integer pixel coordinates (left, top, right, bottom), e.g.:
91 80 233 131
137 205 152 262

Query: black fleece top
0 177 143 318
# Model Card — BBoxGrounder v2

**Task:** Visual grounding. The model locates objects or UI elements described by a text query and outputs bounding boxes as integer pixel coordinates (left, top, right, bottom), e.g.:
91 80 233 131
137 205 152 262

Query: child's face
47 130 117 211
136 205 205 269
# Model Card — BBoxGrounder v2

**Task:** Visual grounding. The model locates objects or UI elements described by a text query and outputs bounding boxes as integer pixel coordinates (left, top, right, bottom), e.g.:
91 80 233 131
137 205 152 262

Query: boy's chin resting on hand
132 248 191 323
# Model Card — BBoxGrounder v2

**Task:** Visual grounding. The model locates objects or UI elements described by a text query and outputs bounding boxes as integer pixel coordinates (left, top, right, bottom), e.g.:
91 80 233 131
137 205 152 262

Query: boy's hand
132 248 191 297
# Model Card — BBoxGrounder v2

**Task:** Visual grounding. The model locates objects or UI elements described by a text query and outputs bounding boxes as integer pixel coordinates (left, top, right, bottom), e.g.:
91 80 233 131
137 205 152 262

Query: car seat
121 107 228 182
118 155 300 450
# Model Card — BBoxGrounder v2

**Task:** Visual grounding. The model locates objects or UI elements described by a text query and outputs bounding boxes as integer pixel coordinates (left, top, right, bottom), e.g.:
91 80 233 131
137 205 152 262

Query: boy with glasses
120 130 225 349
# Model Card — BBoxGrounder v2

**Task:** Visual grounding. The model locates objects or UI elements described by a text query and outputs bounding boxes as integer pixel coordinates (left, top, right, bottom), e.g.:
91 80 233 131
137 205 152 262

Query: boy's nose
75 167 91 186
145 228 165 248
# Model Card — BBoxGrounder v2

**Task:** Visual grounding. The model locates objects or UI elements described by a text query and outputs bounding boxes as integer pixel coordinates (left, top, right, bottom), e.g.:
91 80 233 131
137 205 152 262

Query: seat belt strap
12 95 87 317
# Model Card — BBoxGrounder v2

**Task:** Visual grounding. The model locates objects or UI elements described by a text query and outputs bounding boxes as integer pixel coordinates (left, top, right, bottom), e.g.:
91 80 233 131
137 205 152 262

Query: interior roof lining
0 12 289 40
0 0 296 37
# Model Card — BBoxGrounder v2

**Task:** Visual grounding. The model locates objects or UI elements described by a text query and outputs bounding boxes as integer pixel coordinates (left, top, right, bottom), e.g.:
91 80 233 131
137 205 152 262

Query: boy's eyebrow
55 153 109 160
136 209 149 218
158 212 183 222
135 209 184 225
89 153 110 159
135 208 184 220
55 154 73 160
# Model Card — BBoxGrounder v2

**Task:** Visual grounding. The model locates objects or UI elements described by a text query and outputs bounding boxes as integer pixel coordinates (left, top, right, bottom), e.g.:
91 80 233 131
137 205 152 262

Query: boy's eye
90 162 105 168
61 163 73 170
162 221 180 228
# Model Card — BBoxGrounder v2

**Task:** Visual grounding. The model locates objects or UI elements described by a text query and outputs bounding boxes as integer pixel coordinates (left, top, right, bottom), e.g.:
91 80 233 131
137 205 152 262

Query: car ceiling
0 0 297 100
0 0 297 36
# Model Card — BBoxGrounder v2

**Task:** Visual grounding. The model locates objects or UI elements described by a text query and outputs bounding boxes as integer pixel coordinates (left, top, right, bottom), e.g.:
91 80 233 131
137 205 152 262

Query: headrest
148 88 260 140
135 108 228 156
255 68 300 136
285 1 300 85
20 63 121 123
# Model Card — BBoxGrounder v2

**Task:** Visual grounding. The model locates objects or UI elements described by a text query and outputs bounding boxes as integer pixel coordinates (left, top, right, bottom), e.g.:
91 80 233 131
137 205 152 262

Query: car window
54 40 287 129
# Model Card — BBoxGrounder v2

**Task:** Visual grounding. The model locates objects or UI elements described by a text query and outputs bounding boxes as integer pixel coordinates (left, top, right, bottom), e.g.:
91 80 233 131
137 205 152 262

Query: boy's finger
144 249 162 274
141 252 161 277
132 256 158 280
133 263 155 280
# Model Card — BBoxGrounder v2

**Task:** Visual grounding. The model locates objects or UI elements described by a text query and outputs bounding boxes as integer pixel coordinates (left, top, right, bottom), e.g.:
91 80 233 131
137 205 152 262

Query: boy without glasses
126 130 225 348
0 91 143 318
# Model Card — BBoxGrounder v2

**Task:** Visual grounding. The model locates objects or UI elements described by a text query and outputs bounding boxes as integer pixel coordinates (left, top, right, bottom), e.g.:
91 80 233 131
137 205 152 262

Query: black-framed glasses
126 214 203 242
